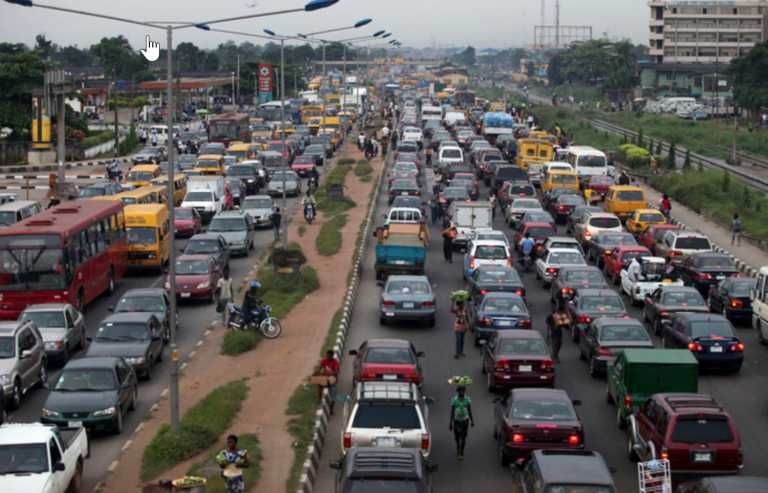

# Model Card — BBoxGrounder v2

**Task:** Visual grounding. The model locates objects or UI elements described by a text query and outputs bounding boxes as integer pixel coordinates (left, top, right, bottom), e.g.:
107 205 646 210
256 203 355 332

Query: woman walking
216 434 250 493
449 381 474 460
452 298 469 359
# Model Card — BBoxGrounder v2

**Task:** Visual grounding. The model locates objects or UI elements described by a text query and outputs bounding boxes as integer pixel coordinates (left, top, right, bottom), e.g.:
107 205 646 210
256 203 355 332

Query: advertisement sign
258 63 273 102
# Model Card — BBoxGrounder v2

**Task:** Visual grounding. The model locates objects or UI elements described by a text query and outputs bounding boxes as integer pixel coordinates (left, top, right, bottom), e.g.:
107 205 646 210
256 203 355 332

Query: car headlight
147 253 156 259
126 356 146 365
92 406 117 417
0 374 9 385
196 281 210 289
45 341 64 350
247 179 255 183
41 408 61 418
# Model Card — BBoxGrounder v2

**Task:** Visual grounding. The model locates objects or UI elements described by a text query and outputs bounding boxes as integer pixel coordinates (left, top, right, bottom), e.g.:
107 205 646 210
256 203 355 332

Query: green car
606 348 698 429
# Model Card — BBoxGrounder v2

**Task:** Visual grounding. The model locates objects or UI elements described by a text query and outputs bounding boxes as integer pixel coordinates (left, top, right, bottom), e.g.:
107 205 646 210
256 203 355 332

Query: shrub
617 144 650 169
667 142 677 168
682 149 691 170
222 331 261 356
316 214 348 256
722 170 730 192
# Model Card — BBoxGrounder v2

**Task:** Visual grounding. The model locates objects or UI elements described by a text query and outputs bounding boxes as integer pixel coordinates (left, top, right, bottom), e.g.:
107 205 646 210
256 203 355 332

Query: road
315 146 768 492
2 163 317 492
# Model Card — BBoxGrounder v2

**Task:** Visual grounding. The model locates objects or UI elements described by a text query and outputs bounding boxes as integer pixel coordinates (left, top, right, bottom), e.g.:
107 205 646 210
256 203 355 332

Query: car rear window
696 256 733 268
365 347 415 364
483 297 527 313
675 236 711 250
475 246 508 259
639 213 663 222
477 269 518 283
442 149 462 159
662 291 705 306
671 416 734 443
600 325 649 342
690 320 734 338
509 399 576 421
730 279 757 297
528 226 555 238
552 174 577 184
617 190 644 201
352 404 421 429
600 234 637 246
514 200 541 209
590 217 621 229
580 296 624 311
499 338 547 354
564 270 603 283
386 280 430 295
550 252 585 265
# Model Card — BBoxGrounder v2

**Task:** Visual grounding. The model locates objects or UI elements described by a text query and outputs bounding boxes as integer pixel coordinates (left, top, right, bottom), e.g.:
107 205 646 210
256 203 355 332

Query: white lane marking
121 440 133 452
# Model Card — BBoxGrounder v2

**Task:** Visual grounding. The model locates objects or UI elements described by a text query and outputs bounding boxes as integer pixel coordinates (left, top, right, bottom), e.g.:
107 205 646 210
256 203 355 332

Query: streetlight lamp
297 18 373 76
2 0 340 432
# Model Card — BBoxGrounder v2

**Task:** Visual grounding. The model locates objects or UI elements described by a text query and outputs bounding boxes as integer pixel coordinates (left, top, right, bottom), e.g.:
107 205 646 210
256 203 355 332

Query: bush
617 144 651 169
354 160 373 178
81 130 114 149
682 149 691 170
222 331 261 356
667 142 677 168
142 380 249 480
316 214 348 256
187 434 262 493
260 265 319 319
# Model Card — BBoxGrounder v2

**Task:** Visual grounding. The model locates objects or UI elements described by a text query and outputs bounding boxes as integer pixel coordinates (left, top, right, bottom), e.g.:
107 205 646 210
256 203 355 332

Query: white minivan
438 146 464 169
565 146 608 179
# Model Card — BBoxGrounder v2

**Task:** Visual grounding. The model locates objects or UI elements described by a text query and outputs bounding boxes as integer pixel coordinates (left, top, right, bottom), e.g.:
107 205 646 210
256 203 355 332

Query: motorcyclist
302 191 317 221
520 233 535 259
241 280 263 327
107 159 121 181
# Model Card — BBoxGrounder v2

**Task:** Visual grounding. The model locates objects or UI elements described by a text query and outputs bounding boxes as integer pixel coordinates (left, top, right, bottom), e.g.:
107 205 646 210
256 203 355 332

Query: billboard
258 63 273 102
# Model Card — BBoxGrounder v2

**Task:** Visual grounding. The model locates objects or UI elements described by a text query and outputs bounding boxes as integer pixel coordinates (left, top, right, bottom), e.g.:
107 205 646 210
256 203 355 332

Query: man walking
270 206 282 242
442 222 457 263
216 271 234 326
731 213 743 246
546 300 572 363
449 385 474 460
452 299 468 359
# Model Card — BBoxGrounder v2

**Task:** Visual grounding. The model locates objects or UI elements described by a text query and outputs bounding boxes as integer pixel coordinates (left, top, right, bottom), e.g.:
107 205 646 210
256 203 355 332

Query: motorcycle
226 304 282 339
304 203 316 224
518 254 533 273
106 167 122 182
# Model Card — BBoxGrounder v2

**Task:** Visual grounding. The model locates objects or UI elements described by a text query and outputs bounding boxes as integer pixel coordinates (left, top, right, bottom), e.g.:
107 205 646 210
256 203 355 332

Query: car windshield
54 368 117 391
528 227 555 238
127 227 157 245
128 171 154 182
580 296 624 311
690 320 734 338
617 190 644 201
364 347 415 364
510 398 576 421
590 217 621 229
559 195 585 206
386 280 430 295
186 239 221 254
671 416 734 443
483 297 526 313
78 187 107 198
662 291 705 306
209 217 246 232
176 259 209 275
697 256 733 268
600 325 649 342
21 310 65 328
244 198 272 209
175 208 194 219
550 252 585 265
116 295 165 313
0 336 14 358
475 245 508 260
513 200 540 209
185 191 212 201
348 482 419 493
499 338 547 354
524 212 552 223
639 213 664 222
96 322 151 341
564 270 603 283
0 444 48 474
477 269 517 283
442 149 462 159
730 279 757 297
392 180 418 190
579 155 607 168
352 403 421 429
676 237 711 250
227 166 253 176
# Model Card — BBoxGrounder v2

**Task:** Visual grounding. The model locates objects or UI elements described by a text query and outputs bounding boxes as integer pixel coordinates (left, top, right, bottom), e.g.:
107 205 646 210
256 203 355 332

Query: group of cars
329 90 768 492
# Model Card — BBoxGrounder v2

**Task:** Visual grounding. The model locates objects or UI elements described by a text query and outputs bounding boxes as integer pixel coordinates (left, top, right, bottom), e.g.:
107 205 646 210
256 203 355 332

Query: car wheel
426 317 435 328
128 387 137 412
107 269 116 295
481 358 487 375
627 429 639 462
497 437 511 468
79 330 87 350
571 325 579 342
37 362 47 388
144 361 153 381
486 371 494 392
379 316 386 326
10 379 21 410
114 408 124 435
588 357 598 378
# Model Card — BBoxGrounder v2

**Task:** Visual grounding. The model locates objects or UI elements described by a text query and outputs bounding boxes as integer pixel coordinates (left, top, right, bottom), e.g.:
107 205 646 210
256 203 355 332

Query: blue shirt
521 238 535 255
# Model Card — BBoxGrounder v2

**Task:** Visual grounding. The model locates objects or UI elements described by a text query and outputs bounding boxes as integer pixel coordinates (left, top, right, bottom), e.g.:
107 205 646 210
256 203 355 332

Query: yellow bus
193 154 224 175
516 139 555 170
226 142 252 162
151 174 188 206
124 203 171 270
301 104 324 124
106 188 157 206
143 185 168 204
324 94 341 106
126 164 161 188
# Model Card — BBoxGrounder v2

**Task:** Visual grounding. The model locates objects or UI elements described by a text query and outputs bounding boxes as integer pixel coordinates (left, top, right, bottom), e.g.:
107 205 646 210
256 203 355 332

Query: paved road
315 150 768 492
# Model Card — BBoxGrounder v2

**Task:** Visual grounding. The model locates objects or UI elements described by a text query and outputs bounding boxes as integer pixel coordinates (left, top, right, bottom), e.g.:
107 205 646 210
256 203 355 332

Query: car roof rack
664 394 724 412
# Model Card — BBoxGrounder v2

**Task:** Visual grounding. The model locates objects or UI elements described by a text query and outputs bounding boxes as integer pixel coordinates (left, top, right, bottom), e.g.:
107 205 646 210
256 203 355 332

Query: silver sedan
379 275 436 327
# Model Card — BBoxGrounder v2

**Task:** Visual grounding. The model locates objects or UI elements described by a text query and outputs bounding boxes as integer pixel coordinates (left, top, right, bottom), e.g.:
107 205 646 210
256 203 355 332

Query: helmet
249 280 262 290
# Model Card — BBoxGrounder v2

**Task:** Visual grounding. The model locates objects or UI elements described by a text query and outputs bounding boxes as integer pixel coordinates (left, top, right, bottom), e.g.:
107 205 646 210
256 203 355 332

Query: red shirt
320 358 340 376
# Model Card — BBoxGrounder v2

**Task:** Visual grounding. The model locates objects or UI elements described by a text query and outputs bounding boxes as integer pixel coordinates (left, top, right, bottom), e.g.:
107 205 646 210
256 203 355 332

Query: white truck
620 256 683 305
752 266 768 343
447 201 493 252
183 176 224 222
0 423 89 493
443 111 467 128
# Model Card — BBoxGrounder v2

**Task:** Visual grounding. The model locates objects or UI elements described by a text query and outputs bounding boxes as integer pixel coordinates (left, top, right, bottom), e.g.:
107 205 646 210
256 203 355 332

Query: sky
0 0 648 52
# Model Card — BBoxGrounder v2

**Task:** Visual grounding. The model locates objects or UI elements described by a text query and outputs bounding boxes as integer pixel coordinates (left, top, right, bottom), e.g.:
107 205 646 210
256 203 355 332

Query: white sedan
402 126 423 143
535 248 587 288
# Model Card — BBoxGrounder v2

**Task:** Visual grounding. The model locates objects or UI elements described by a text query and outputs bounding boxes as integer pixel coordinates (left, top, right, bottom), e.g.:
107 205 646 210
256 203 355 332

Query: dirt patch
104 141 384 492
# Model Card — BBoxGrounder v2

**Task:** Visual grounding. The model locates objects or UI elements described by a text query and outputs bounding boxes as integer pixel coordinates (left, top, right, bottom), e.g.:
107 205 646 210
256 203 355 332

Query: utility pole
555 0 561 48
236 54 241 106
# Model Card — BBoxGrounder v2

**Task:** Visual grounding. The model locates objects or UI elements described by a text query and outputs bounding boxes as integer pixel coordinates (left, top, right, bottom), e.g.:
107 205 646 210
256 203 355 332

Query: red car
493 388 584 466
481 330 554 391
584 175 614 200
603 245 652 285
268 140 293 162
628 393 742 475
174 207 202 238
169 254 221 302
514 222 557 253
640 223 681 255
349 338 424 386
290 155 317 177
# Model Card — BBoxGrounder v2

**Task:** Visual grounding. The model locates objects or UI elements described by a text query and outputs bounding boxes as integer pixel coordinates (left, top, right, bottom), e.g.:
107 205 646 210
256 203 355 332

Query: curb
296 148 387 493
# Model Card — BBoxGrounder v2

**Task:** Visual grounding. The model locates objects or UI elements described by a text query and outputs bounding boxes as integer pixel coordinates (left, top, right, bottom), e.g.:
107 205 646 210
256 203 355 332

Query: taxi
625 208 666 235
193 154 225 175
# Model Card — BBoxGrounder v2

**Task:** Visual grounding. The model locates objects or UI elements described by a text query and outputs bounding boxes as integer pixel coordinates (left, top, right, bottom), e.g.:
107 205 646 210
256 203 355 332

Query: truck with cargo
373 223 429 281
481 112 514 142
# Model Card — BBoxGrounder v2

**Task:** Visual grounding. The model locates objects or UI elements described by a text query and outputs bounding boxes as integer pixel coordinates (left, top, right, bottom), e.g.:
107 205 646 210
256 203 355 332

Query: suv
575 211 623 247
330 447 436 493
656 231 713 263
207 210 255 256
516 449 616 492
342 381 432 457
628 393 742 475
0 320 47 409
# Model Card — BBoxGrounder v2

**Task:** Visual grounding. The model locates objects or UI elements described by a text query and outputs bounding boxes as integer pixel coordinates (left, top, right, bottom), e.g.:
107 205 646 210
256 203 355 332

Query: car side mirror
348 349 358 356
53 462 66 472
572 399 582 406
329 460 342 470
416 351 425 358
107 306 114 312
20 349 32 359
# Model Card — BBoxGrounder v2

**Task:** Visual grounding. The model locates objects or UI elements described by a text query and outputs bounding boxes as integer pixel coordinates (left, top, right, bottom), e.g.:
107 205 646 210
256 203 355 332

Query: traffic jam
319 80 768 493
0 101 342 487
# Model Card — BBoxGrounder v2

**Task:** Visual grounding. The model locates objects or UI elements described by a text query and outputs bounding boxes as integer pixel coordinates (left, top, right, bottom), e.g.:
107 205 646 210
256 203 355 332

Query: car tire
486 371 494 392
107 269 116 295
78 331 87 350
144 362 153 381
114 408 124 435
36 362 47 388
588 357 598 378
379 316 386 326
497 438 511 468
128 387 137 412
616 406 626 430
9 379 22 410
426 317 435 328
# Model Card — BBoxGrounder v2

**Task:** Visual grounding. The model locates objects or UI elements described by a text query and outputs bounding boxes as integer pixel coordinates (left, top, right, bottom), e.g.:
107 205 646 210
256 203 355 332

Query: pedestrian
430 199 440 225
216 434 250 493
451 299 469 358
357 132 365 151
489 194 497 220
270 206 282 241
449 384 474 460
660 194 671 218
441 222 457 263
150 129 158 147
731 213 742 246
318 350 340 414
216 271 234 326
545 300 572 363
618 171 630 186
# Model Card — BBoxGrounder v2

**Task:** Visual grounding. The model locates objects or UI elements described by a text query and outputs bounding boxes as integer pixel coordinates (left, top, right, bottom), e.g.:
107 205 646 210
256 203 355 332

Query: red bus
0 200 128 319
207 112 250 147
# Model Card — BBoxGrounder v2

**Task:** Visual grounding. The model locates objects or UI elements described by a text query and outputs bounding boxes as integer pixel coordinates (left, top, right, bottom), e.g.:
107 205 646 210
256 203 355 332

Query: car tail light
343 432 352 449
568 434 581 446
624 394 632 409
496 359 511 370
730 299 744 309
422 300 434 308
516 289 526 297
382 300 395 306
688 342 704 352
540 359 554 370
730 342 745 352
421 434 430 451
670 250 682 257
659 310 669 318
470 257 476 269
558 205 567 212
660 446 669 461
479 289 488 296
518 319 532 329
697 272 713 280
546 267 559 276
480 317 492 327
561 287 574 296
512 433 525 444
596 346 612 356
576 314 592 324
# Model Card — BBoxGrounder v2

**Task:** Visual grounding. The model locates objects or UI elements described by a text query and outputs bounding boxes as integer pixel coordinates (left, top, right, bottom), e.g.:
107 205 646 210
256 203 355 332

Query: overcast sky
0 0 647 51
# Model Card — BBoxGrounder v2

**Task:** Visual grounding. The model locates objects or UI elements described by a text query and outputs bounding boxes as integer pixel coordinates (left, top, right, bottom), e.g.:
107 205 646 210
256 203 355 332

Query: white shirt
381 127 390 137
217 277 234 300
627 259 642 282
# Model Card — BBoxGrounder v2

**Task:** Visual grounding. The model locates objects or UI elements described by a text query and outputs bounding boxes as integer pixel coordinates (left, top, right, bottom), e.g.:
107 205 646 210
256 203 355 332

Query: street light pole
322 42 327 77
342 43 347 113
279 38 288 247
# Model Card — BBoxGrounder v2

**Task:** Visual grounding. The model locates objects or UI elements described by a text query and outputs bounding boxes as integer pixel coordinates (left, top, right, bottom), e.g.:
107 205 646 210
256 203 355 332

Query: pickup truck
374 224 428 281
0 423 89 493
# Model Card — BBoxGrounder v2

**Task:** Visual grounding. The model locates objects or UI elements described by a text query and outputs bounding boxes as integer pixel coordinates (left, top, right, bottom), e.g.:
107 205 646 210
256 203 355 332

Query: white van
0 200 42 227
421 105 443 123
448 201 493 251
753 266 768 341
443 111 467 128
438 146 464 169
564 146 608 178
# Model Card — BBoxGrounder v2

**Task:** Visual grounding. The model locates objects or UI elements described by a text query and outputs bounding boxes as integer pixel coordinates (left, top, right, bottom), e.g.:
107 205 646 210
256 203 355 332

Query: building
648 0 768 64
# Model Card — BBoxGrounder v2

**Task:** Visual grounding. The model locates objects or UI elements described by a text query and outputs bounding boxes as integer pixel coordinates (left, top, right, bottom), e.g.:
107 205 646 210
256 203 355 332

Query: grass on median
354 159 373 178
141 379 249 480
186 434 262 493
285 383 318 493
316 214 348 256
317 159 356 215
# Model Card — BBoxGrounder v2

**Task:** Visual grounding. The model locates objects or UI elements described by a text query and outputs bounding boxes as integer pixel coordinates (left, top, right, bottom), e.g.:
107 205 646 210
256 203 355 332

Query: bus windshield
0 235 67 291
127 227 157 245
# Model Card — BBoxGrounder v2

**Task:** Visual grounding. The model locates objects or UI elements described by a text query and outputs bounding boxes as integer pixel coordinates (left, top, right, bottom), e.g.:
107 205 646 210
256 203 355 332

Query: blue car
469 292 531 345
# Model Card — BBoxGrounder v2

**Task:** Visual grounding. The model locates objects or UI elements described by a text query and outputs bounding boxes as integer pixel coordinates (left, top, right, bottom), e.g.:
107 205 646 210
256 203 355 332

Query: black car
708 276 757 324
661 312 744 373
111 288 173 343
86 312 165 379
330 447 436 493
226 163 262 194
676 476 768 493
550 266 608 305
517 450 616 493
184 233 231 276
549 194 586 224
388 178 421 204
542 188 581 211
578 317 653 376
302 144 326 166
678 252 739 296
40 357 138 434
467 265 525 306
492 165 527 192
438 186 470 207
469 292 531 345
643 286 709 335
587 232 638 268
567 289 628 342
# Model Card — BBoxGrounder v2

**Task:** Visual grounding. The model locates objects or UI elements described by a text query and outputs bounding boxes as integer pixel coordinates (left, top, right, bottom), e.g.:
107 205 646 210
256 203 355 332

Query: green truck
606 348 698 429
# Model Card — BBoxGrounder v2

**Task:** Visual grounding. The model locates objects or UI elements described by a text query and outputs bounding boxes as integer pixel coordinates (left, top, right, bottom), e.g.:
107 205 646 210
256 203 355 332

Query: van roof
0 200 39 210
620 348 698 365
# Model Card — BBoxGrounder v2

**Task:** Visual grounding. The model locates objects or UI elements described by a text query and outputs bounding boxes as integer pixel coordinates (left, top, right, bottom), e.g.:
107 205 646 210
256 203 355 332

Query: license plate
693 452 712 463
180 293 191 298
68 421 83 428
497 320 512 326
403 302 414 309
393 260 407 265
382 374 398 381
710 346 723 353
716 275 725 280
374 437 397 447
518 365 532 372
385 312 395 317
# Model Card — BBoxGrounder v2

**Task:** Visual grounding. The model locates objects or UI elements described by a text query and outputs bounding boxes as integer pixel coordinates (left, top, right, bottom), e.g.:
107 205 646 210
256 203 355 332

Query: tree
175 42 203 73
666 142 677 168
454 46 476 67
722 170 731 192
54 45 92 68
683 149 691 170
546 39 639 90
637 128 644 148
729 41 768 117
34 34 56 61
90 36 148 80
0 43 46 141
